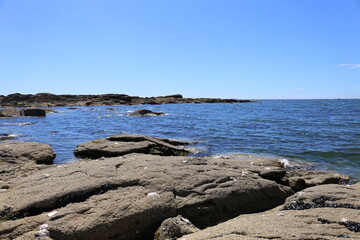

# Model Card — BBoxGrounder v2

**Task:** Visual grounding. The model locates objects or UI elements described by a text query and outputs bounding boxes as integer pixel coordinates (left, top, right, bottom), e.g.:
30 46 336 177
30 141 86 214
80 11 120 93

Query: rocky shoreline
0 134 358 240
0 93 251 108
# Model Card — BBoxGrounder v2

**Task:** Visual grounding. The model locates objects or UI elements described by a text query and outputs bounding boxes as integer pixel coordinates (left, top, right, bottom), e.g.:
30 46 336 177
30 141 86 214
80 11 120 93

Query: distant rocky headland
0 93 251 107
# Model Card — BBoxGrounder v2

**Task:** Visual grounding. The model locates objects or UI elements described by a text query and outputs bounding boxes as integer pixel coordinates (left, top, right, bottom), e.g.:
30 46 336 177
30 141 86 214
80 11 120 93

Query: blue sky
0 0 359 99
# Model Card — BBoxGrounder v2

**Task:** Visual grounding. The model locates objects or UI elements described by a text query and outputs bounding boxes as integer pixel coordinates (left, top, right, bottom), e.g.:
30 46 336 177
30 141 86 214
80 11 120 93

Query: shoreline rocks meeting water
0 107 58 118
0 93 252 108
1 134 358 240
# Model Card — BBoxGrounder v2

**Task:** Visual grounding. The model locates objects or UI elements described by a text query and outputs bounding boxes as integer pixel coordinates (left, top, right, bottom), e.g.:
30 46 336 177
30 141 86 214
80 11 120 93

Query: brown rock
74 134 190 159
0 142 56 164
0 154 293 240
284 169 350 188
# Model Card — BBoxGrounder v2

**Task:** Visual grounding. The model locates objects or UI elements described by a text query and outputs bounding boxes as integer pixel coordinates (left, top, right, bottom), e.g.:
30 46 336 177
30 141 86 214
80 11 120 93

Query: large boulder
0 154 294 240
179 183 360 240
20 108 46 117
0 142 56 164
73 134 190 159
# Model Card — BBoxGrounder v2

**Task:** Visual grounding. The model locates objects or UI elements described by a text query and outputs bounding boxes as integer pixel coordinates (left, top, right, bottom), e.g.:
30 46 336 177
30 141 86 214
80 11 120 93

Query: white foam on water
278 159 293 168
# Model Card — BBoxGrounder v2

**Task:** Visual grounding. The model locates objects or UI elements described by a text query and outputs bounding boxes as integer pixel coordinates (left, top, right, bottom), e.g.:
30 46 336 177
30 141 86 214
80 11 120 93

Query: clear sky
0 0 359 99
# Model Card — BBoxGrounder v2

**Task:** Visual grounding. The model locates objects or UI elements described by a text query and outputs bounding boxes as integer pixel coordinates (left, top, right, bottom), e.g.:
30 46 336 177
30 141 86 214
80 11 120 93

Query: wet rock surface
73 134 191 159
127 109 165 116
180 183 360 240
0 154 294 240
0 93 251 107
0 133 18 142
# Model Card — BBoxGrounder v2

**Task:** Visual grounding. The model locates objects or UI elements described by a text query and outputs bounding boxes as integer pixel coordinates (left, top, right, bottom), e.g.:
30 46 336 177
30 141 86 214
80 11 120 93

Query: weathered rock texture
0 154 294 240
0 142 56 194
0 93 251 107
73 134 191 158
180 183 360 240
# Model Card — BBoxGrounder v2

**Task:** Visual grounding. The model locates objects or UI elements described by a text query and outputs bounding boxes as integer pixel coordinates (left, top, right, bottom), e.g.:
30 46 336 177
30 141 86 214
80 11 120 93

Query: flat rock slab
0 154 293 240
282 168 351 192
74 134 191 159
180 183 360 240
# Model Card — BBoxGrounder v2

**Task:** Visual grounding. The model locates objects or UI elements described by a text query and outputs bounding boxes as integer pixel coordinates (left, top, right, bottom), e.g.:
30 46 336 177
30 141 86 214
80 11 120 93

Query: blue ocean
1 99 359 180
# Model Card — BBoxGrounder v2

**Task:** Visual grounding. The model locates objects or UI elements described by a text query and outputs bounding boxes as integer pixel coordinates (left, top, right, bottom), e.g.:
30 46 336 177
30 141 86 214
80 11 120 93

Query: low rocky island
0 93 251 108
0 134 358 240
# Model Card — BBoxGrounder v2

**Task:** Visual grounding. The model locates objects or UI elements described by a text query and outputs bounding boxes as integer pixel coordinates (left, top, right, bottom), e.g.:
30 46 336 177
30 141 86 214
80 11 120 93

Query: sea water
1 99 359 179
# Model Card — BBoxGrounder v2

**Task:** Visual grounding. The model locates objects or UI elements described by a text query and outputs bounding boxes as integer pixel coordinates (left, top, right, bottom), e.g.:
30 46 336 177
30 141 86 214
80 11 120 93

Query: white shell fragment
47 211 58 217
241 171 249 177
181 217 192 224
35 224 49 237
147 192 160 198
